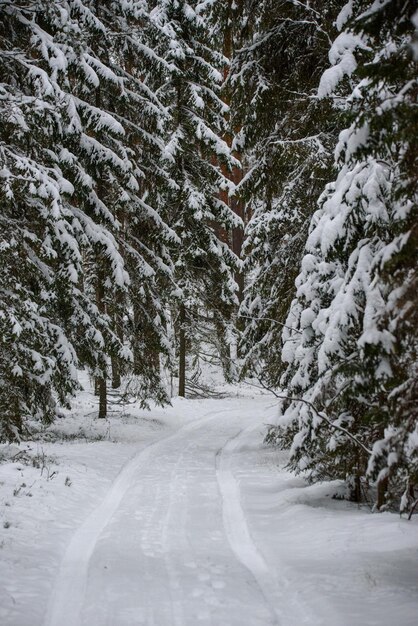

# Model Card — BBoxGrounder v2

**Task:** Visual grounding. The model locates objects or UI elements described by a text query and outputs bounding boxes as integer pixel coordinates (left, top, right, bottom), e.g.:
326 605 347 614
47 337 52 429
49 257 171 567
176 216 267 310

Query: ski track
44 410 222 626
44 404 315 626
162 447 188 626
216 424 316 626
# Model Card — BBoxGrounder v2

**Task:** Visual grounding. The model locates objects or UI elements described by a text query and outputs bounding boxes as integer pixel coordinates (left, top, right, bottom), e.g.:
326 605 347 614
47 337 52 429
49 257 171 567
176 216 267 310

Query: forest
1 0 417 518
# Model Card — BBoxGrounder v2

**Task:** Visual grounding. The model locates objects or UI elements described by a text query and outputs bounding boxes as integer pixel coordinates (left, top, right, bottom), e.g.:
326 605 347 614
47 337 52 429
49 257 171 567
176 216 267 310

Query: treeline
0 0 240 437
1 1 417 510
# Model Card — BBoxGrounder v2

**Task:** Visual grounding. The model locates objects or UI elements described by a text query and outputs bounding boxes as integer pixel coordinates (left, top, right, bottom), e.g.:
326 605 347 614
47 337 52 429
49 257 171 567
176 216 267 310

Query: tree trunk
111 307 123 389
376 475 389 510
231 193 245 303
222 0 245 303
178 303 186 397
98 377 107 419
132 302 144 377
111 354 121 389
95 261 107 418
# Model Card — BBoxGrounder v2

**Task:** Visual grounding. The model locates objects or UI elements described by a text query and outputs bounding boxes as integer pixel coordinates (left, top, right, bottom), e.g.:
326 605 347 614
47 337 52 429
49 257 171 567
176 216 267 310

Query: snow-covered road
45 405 293 626
1 393 417 626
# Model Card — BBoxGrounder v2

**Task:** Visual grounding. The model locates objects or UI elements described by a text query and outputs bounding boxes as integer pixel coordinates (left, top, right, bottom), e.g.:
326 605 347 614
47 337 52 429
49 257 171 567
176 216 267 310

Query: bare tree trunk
96 262 107 418
111 353 121 389
98 377 107 419
178 303 186 397
231 193 245 303
111 308 123 389
132 303 140 376
222 0 246 304
376 475 389 510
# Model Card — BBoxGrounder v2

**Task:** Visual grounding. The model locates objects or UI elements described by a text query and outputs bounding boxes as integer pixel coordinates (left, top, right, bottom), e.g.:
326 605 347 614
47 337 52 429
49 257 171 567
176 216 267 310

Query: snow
0 377 417 626
317 32 368 99
335 1 354 31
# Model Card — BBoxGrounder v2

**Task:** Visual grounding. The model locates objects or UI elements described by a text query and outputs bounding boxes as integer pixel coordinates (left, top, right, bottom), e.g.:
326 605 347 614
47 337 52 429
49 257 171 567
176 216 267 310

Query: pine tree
37 0 182 411
0 0 177 436
0 0 105 436
271 1 418 507
351 0 418 507
150 0 242 393
231 0 342 387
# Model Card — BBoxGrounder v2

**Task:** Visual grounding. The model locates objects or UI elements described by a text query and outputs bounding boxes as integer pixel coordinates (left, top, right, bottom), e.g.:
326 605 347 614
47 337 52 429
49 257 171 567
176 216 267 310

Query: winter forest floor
0 376 417 626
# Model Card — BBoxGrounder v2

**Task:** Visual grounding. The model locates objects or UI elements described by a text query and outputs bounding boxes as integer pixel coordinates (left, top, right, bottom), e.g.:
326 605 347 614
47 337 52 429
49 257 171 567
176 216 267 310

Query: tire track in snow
157 407 248 626
216 424 317 626
161 447 188 626
43 410 223 626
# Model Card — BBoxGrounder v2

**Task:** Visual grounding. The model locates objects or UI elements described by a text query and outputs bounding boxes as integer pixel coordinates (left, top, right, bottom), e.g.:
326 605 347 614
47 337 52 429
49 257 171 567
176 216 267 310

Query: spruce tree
35 0 180 411
272 1 418 507
0 0 177 436
0 0 111 436
150 0 242 393
232 0 342 387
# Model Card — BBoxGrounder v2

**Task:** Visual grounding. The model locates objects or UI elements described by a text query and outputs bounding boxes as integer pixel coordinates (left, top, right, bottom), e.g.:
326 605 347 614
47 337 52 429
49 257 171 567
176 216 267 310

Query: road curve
44 400 309 626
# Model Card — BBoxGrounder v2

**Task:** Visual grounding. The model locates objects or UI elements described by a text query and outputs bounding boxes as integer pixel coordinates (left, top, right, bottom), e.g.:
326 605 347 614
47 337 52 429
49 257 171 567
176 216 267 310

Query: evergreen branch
287 0 321 18
248 375 372 457
271 133 325 146
276 393 373 456
238 314 303 334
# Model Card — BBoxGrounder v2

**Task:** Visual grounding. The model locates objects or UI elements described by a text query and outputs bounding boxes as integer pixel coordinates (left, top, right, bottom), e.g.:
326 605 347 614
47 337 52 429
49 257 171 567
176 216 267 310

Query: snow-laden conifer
150 0 242 392
0 0 102 436
47 0 180 410
0 0 177 435
232 1 341 387
273 0 418 507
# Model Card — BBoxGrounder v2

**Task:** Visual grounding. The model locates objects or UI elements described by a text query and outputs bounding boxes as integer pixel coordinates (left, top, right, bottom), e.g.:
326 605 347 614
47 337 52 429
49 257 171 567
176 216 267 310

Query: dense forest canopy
1 0 417 511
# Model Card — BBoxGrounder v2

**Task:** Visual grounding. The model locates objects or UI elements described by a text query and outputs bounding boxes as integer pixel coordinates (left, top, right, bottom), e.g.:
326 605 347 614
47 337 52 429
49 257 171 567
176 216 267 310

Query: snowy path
45 404 293 626
2 394 417 626
216 424 317 626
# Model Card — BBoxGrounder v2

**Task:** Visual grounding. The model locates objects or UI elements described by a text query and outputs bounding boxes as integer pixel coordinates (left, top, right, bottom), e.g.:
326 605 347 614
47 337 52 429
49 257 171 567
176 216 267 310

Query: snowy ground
0 378 417 626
